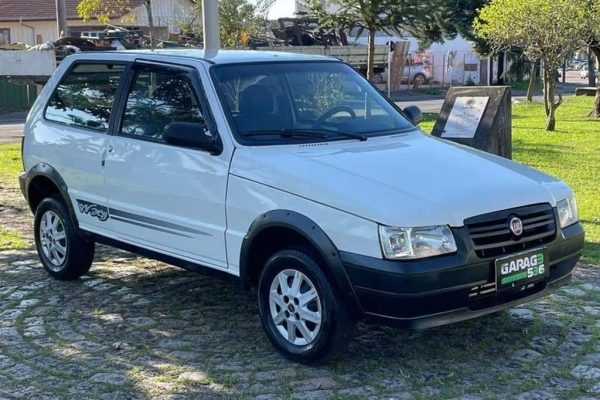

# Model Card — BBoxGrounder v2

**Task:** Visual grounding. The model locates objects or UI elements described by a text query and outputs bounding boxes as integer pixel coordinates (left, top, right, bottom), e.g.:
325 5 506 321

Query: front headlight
379 225 457 260
557 196 579 228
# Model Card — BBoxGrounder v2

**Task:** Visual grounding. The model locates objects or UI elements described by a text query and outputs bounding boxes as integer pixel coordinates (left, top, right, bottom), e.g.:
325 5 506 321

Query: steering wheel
312 106 356 128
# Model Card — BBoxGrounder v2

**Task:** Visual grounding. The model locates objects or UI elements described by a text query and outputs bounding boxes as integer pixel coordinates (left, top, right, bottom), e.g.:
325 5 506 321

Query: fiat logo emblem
509 217 523 236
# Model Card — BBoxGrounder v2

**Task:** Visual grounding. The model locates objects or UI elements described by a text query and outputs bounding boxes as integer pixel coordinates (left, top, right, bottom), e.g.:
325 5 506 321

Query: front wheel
257 247 356 365
34 195 95 280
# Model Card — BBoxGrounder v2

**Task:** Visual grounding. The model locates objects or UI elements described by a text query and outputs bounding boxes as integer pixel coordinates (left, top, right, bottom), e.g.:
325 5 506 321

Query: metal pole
387 42 391 98
55 0 67 38
202 0 220 50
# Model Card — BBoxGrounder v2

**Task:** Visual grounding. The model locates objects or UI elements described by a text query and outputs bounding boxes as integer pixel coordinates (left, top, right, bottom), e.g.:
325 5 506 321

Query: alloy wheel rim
269 269 322 346
39 210 68 270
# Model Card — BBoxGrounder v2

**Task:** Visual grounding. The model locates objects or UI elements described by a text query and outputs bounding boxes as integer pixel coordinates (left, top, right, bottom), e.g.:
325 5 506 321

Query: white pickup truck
1 44 392 84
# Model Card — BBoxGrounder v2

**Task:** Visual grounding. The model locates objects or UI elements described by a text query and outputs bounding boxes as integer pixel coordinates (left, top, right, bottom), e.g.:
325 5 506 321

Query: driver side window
119 66 204 141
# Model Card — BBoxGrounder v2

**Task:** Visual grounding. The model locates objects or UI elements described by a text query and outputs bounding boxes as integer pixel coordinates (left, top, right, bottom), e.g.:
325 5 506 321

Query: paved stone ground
2 180 600 400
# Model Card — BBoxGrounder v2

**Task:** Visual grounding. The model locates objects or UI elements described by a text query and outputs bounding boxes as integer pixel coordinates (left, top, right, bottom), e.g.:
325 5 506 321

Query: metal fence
416 51 484 86
0 81 38 113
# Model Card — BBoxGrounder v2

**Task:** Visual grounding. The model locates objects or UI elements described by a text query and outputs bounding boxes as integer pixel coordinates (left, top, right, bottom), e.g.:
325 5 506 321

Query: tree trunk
526 62 537 102
367 29 375 82
544 68 555 130
589 46 600 118
543 66 563 131
543 69 550 117
592 83 600 118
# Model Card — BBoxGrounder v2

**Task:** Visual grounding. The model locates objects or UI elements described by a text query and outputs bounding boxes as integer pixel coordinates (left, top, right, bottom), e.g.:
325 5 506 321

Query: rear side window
45 62 126 131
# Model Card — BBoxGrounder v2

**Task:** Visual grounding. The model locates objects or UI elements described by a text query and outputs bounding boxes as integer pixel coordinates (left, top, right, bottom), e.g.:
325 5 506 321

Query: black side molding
82 231 241 286
239 210 363 315
23 163 80 228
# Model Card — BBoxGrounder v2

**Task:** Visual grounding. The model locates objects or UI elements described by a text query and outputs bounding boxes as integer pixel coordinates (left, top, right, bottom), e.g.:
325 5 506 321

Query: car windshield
211 61 417 145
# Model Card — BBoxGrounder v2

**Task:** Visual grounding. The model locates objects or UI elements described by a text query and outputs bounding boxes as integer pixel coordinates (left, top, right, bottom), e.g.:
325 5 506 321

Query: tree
188 0 274 48
474 0 589 131
78 0 274 49
303 0 454 81
407 0 490 52
583 1 600 117
586 43 600 118
77 0 155 28
504 48 538 102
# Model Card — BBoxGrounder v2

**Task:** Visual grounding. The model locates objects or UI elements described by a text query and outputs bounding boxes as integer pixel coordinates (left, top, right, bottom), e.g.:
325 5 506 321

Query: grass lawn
0 226 28 251
0 143 29 250
420 96 600 265
0 143 22 184
0 97 598 264
511 79 543 92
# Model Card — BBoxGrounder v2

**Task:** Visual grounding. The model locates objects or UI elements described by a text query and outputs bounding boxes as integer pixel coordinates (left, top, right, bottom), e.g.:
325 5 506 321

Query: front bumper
341 222 585 330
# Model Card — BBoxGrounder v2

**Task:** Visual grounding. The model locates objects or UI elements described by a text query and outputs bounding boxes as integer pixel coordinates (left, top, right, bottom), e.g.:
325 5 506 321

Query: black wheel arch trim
239 209 364 316
23 163 80 228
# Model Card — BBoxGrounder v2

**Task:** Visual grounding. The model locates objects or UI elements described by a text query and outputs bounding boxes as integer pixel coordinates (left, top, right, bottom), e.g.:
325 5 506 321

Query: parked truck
1 19 394 85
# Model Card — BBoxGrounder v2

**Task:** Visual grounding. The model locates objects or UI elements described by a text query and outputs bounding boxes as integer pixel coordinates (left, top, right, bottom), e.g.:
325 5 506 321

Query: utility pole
202 0 220 50
55 0 67 38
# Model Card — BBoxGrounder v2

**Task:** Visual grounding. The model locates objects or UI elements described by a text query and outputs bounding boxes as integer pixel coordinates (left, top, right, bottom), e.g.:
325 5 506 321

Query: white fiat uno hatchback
19 50 584 364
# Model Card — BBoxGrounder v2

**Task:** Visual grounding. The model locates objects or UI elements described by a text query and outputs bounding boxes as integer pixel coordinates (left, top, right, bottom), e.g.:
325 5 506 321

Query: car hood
230 132 572 227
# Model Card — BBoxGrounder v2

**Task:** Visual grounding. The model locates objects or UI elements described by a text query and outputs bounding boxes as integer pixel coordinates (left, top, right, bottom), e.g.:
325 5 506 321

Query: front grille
465 203 556 259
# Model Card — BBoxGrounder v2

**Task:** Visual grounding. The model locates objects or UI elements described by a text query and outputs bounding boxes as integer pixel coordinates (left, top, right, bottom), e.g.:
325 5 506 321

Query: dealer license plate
495 248 549 292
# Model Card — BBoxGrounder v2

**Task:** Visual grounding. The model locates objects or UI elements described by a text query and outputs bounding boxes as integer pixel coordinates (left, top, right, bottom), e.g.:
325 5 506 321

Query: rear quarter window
44 62 126 131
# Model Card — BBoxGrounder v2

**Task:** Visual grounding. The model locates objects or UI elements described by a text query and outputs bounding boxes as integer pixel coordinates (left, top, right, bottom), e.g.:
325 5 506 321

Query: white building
0 0 196 46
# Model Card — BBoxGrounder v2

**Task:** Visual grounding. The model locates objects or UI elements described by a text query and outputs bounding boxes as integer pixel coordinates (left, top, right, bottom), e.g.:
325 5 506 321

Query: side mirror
403 105 423 125
163 122 222 155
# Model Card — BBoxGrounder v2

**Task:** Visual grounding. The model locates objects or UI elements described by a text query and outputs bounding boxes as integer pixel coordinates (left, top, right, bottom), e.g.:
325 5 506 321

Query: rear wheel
414 73 427 85
34 196 95 280
257 247 356 365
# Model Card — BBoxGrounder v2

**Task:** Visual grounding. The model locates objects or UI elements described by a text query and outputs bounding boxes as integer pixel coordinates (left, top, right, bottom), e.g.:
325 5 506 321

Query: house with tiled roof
0 0 196 45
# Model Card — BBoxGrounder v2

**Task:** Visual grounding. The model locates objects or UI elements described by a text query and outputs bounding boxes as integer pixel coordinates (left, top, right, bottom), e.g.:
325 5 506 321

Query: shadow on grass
512 139 573 159
583 240 600 266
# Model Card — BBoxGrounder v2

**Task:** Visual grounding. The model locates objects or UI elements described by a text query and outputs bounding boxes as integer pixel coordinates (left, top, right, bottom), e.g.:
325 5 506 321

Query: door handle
108 145 114 153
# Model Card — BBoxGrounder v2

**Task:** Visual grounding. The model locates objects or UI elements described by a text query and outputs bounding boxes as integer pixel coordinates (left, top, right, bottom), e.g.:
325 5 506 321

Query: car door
103 60 231 270
36 60 128 234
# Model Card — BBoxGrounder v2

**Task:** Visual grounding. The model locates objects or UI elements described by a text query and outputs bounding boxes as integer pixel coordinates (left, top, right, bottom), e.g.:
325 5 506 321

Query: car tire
34 195 95 280
372 73 383 84
257 246 356 365
414 73 427 85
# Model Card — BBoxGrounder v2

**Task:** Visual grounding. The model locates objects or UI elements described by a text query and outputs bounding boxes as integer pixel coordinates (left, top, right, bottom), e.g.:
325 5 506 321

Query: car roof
76 49 344 65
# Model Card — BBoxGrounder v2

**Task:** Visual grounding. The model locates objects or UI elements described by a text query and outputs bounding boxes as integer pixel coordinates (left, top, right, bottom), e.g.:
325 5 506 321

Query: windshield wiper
244 129 328 139
245 128 367 141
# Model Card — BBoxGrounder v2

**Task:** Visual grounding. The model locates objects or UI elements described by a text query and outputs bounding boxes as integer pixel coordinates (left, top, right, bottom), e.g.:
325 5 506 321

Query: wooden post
463 53 466 84
431 53 434 88
442 54 446 87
